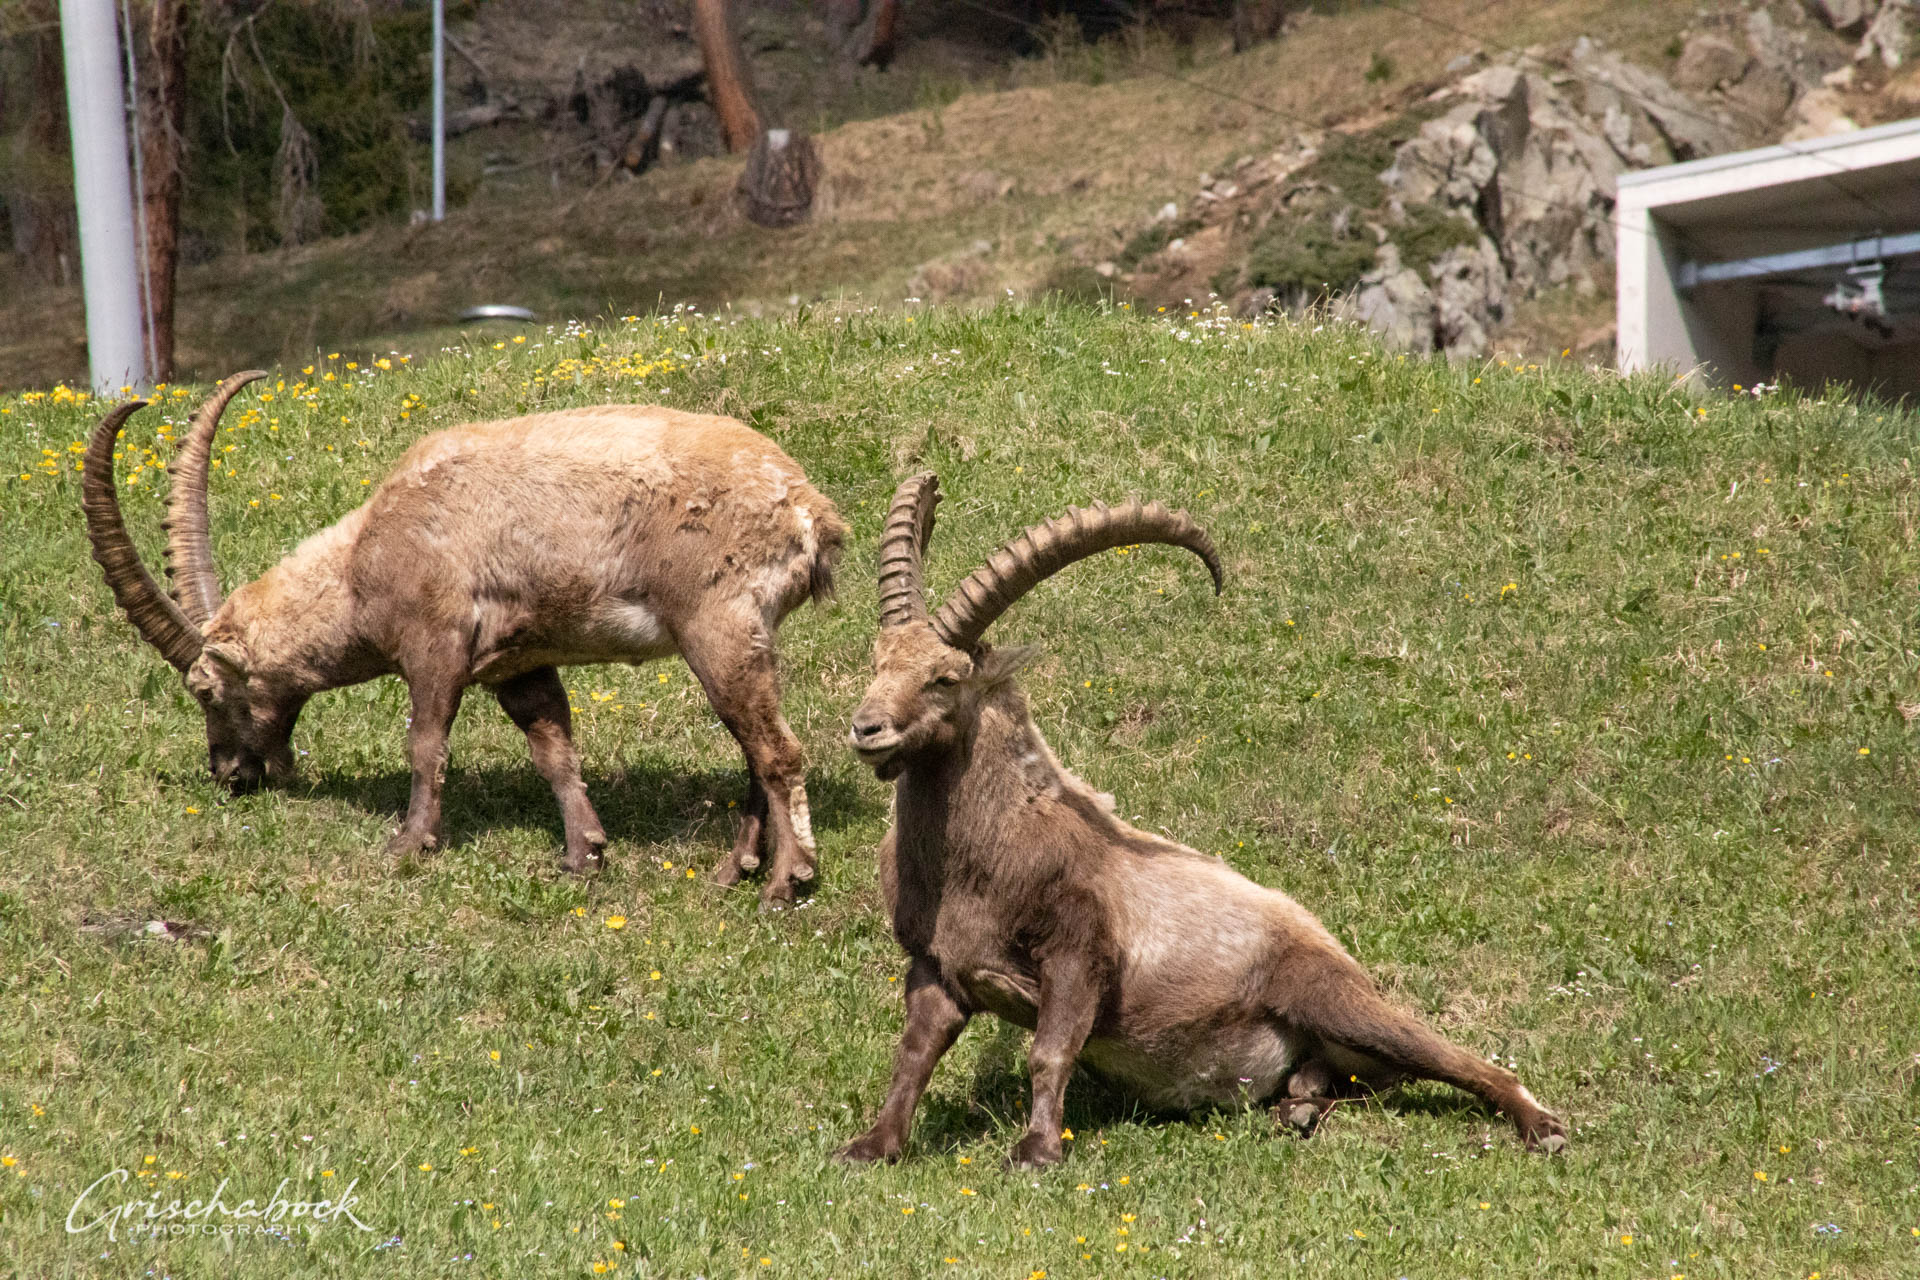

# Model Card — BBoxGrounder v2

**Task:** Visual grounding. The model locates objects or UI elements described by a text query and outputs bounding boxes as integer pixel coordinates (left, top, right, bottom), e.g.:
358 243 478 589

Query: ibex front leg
1007 948 1104 1170
837 957 971 1164
388 675 466 857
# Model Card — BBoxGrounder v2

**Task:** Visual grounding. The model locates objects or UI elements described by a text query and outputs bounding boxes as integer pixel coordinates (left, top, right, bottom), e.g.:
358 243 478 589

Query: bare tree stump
736 128 822 228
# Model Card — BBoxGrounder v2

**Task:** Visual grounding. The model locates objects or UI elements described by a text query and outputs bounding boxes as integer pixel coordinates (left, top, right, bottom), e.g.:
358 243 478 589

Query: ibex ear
971 644 1040 690
202 640 249 680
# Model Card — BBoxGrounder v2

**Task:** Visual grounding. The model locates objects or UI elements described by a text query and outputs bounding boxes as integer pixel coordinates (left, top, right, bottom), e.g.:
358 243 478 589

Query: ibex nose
850 712 889 742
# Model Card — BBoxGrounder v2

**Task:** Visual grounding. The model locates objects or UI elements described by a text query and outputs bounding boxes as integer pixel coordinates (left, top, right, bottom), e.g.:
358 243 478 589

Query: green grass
2 304 1918 1278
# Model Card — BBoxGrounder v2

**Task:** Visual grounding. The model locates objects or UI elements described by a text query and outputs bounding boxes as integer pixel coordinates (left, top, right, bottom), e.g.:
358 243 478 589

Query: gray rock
1722 63 1797 125
1747 7 1852 99
1674 34 1751 91
1601 101 1655 164
1858 1 1915 67
1782 85 1861 139
1379 116 1498 208
1431 237 1507 359
1569 40 1736 159
1336 245 1436 354
1804 0 1875 34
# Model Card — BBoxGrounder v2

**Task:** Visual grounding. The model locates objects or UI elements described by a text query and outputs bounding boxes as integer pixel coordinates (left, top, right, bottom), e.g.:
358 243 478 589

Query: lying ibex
837 475 1567 1167
82 372 845 905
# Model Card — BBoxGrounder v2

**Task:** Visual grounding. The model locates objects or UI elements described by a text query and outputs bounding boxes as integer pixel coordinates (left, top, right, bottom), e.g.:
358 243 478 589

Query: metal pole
431 0 445 222
59 0 147 394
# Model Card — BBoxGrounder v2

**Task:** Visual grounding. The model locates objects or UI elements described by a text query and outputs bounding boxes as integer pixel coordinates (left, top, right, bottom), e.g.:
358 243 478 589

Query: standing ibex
837 475 1567 1167
81 372 845 906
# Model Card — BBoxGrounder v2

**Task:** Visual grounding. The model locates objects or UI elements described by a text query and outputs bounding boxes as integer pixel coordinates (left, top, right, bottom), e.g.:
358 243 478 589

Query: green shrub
1040 261 1117 304
1393 200 1482 278
1294 104 1445 213
1243 207 1377 295
1117 217 1202 270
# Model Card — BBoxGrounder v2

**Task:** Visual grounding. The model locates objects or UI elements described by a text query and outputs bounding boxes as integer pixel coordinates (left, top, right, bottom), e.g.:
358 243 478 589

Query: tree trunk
1232 0 1289 52
129 0 189 381
8 29 77 287
690 0 761 153
865 0 901 67
826 0 902 68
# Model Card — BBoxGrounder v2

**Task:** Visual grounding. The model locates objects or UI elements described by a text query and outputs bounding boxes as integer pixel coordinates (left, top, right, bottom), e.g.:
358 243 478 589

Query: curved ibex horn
931 497 1223 652
162 370 266 626
877 473 940 628
80 400 206 672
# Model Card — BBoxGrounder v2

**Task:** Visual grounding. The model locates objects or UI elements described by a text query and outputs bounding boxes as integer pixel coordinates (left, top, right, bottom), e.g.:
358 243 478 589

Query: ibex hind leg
1272 1051 1390 1138
676 615 815 908
1282 978 1568 1152
1274 1056 1345 1138
495 666 608 874
711 778 767 888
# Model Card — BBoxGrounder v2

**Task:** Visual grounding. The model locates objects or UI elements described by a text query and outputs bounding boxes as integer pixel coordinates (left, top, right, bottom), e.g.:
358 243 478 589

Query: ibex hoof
385 829 439 858
559 849 604 876
736 851 762 873
1286 1103 1322 1135
1535 1132 1568 1155
833 1134 900 1165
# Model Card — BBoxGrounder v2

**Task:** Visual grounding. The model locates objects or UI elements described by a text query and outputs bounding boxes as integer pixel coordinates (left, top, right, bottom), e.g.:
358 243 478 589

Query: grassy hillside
0 0 1748 390
2 304 1918 1277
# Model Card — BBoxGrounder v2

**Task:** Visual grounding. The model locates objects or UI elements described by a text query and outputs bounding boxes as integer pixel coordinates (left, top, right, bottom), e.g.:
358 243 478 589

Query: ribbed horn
931 497 1223 651
162 370 265 625
81 400 205 672
877 473 940 627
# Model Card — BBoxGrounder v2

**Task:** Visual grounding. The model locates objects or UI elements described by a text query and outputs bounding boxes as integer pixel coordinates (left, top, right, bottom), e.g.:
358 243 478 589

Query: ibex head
848 473 1223 779
80 372 293 792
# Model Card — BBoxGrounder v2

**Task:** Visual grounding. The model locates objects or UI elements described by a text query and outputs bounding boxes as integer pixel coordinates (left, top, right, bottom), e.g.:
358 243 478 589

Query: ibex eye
933 674 960 688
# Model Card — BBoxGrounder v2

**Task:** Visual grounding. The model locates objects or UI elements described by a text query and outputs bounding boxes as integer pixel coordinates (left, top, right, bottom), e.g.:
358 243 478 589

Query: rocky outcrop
1431 238 1509 358
1856 1 1916 66
1783 84 1863 138
1806 0 1877 33
1335 245 1434 353
1570 38 1743 159
1104 4 1880 359
1340 58 1629 353
1804 0 1917 67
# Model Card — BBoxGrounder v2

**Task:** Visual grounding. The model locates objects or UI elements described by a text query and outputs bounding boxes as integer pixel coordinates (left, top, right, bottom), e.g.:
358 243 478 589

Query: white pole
431 0 445 222
59 0 147 394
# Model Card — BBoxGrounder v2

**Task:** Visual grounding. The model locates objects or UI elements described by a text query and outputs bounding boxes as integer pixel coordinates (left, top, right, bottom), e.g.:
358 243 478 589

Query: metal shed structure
1615 117 1920 398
